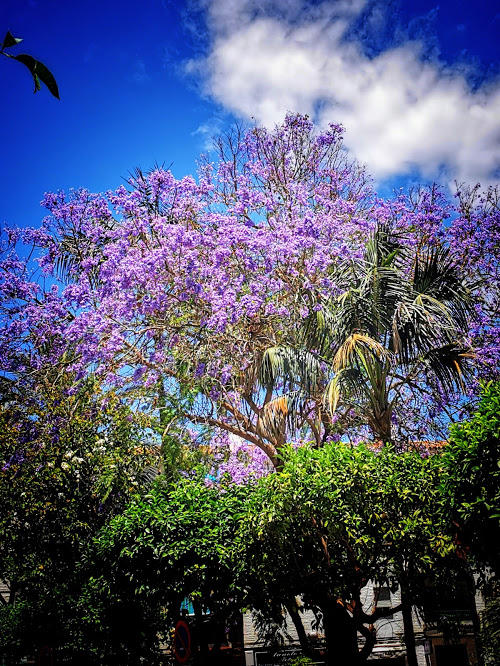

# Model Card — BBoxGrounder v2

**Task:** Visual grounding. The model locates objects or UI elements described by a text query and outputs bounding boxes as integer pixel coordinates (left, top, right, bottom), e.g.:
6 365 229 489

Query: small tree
258 223 475 448
85 476 248 664
239 444 473 665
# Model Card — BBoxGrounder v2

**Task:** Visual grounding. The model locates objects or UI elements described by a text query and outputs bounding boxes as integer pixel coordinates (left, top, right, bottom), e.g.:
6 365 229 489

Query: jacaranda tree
2 114 498 466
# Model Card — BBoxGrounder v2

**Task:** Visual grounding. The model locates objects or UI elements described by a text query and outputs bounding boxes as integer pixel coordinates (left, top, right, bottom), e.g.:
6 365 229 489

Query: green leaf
2 30 23 49
33 59 60 98
13 53 60 99
12 52 36 71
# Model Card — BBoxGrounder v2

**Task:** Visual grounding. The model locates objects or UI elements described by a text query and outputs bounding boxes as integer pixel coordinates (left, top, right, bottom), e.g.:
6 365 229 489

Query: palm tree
258 224 476 448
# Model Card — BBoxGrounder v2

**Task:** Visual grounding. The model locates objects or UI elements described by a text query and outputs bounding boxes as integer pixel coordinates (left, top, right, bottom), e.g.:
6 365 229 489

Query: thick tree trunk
322 600 359 666
369 399 392 447
401 588 418 666
358 622 376 662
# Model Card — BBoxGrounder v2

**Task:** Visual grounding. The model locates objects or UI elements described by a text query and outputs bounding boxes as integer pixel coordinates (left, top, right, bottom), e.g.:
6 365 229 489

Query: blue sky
1 0 499 232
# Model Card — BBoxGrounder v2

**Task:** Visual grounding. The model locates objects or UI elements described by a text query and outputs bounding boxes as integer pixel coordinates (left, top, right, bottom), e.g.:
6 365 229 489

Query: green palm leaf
420 344 474 396
260 347 323 395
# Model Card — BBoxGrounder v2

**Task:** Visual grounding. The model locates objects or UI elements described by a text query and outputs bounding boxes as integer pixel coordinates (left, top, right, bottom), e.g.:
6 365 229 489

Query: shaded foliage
82 443 474 665
0 367 159 664
443 381 500 576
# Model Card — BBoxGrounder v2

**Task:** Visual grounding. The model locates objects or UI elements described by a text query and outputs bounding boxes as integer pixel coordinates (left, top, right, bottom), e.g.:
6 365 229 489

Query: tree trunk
193 600 209 663
286 600 311 656
357 622 376 662
322 600 359 666
401 588 418 666
470 594 485 666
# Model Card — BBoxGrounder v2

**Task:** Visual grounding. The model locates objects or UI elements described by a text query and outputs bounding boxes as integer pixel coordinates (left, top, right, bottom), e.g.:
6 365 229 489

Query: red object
174 619 191 664
37 645 54 666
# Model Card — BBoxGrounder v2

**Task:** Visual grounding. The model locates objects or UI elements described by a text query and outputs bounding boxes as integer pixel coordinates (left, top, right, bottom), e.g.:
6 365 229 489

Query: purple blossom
194 363 206 378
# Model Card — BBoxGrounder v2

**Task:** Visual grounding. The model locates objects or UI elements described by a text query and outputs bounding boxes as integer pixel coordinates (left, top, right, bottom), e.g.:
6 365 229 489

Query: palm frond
420 344 474 396
332 333 390 373
324 367 365 415
392 299 451 367
364 223 406 271
301 304 337 357
307 226 409 348
259 346 323 394
53 231 101 286
259 391 311 439
140 464 161 486
0 375 19 404
412 245 476 331
53 214 116 286
361 226 411 338
127 163 174 219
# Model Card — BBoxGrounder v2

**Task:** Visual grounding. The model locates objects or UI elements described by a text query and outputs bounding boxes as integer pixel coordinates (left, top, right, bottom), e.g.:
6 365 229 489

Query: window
377 586 391 603
374 585 393 619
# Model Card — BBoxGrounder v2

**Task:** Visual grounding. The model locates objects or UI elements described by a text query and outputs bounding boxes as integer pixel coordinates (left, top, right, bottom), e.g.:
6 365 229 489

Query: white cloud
191 117 228 151
188 0 500 185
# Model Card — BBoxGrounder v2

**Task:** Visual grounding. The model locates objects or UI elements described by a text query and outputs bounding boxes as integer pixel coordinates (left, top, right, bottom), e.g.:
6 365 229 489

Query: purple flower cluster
207 430 273 485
